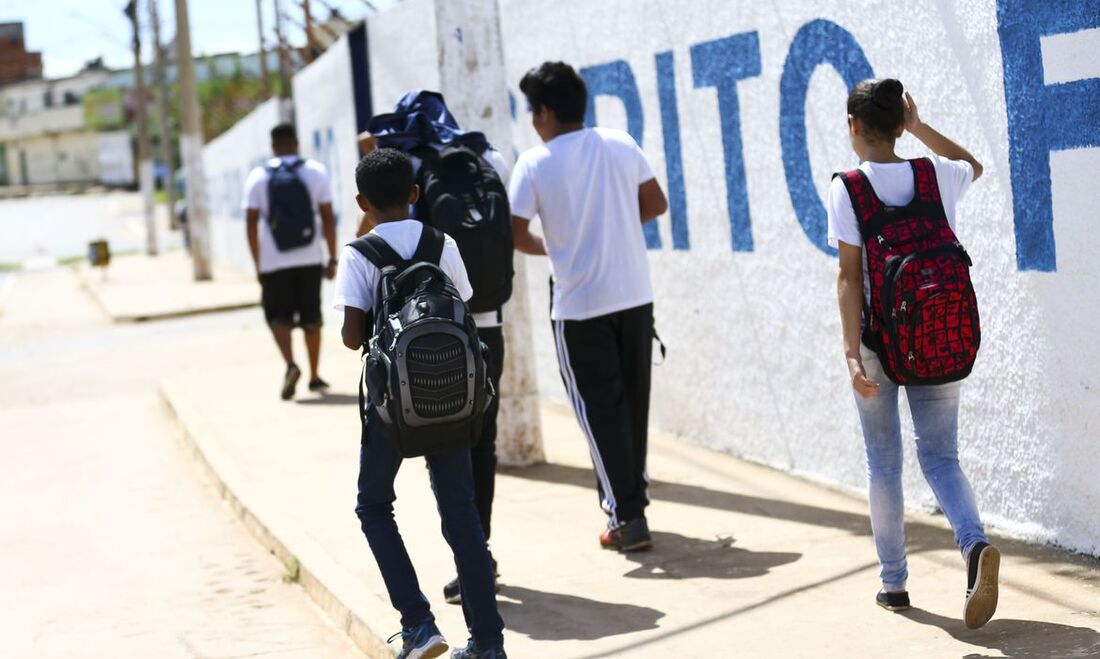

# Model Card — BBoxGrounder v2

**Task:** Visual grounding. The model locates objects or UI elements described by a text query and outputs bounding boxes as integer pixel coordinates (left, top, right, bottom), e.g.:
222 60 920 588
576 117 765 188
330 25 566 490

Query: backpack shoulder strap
348 233 405 269
909 157 942 204
411 225 445 265
832 169 880 226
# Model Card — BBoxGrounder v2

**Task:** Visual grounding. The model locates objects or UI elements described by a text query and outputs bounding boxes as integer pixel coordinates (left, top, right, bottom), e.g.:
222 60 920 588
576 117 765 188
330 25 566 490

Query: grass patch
282 557 301 584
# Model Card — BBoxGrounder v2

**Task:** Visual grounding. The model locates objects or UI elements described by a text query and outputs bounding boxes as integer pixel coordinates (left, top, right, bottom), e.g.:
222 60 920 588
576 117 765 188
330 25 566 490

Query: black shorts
259 265 323 329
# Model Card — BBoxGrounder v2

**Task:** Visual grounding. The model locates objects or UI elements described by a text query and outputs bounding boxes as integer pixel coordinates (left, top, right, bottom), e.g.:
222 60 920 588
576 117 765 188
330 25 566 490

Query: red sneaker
599 518 653 552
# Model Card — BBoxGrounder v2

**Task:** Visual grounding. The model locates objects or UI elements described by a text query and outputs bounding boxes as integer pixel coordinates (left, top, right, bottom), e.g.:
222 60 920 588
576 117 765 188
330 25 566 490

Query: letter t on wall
690 32 762 252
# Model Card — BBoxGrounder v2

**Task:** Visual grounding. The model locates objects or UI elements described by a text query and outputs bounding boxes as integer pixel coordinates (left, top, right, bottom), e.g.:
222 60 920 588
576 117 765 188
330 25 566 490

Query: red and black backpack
835 157 980 385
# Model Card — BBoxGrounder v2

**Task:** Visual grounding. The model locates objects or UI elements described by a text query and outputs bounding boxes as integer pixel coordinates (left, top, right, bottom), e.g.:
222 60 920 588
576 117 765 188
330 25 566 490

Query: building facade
0 23 43 86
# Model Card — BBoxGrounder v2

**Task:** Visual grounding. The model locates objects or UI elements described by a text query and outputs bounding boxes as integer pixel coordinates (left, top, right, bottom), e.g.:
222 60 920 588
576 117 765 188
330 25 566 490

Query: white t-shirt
332 220 473 314
509 127 656 321
243 155 334 274
410 147 510 328
826 155 974 304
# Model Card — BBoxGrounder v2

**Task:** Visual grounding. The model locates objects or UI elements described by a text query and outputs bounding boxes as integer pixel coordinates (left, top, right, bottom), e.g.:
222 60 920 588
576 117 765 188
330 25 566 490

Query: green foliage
197 70 282 142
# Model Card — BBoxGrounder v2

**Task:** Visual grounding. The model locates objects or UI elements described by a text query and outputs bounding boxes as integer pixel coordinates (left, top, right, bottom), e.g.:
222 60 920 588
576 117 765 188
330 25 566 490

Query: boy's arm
341 307 366 350
904 92 983 181
245 208 261 276
320 202 337 279
511 215 547 256
638 178 668 222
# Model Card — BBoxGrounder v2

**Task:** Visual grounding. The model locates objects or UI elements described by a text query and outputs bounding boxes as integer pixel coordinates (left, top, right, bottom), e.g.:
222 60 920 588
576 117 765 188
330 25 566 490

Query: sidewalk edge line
158 385 393 659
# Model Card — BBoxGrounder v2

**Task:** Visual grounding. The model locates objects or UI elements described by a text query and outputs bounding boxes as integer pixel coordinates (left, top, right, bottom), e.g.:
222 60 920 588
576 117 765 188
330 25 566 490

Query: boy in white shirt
334 149 506 659
509 61 668 552
243 123 337 400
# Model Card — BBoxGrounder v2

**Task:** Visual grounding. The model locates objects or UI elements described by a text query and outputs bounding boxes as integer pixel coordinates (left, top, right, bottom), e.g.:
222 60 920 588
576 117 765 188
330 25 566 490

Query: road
0 192 182 266
0 265 364 659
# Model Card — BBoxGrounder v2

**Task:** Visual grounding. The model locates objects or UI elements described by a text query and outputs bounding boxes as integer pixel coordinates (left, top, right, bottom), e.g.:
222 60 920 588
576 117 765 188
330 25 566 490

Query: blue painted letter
655 51 690 250
690 32 762 252
997 0 1100 271
779 20 874 257
580 60 661 249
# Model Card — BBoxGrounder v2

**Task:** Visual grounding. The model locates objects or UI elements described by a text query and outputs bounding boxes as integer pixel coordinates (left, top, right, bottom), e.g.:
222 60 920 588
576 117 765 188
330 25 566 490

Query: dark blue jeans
355 407 504 648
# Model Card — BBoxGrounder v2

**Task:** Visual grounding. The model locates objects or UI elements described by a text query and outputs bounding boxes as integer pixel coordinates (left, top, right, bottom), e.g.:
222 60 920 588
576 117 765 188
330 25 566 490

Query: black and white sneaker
281 363 301 400
875 589 911 612
964 541 1000 629
308 377 330 392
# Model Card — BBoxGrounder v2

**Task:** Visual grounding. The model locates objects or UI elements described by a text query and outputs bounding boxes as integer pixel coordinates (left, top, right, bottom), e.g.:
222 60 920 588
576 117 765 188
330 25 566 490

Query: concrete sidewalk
161 324 1100 658
79 251 260 322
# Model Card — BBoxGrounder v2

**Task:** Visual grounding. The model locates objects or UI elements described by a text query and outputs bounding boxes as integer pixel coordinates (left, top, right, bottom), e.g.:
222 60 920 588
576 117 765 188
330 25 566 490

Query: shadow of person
621 531 801 580
495 584 664 641
295 392 359 405
901 607 1100 658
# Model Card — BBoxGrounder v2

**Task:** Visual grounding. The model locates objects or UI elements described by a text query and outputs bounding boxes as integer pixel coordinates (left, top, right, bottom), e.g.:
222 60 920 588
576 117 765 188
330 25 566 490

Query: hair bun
872 79 904 109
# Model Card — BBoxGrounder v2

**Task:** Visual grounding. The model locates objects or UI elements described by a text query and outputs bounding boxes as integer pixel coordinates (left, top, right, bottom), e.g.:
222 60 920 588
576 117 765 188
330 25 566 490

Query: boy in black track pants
509 61 668 551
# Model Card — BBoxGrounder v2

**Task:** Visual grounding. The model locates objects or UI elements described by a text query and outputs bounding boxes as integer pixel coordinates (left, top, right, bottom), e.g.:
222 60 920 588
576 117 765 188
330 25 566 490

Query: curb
158 385 393 659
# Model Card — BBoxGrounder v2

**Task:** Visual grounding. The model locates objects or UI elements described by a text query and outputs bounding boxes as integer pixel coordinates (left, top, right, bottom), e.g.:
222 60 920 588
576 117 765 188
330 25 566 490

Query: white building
0 66 132 188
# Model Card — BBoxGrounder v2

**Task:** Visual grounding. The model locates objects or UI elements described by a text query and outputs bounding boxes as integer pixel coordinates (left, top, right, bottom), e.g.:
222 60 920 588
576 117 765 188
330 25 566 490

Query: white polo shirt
333 219 473 313
509 127 656 321
243 155 334 274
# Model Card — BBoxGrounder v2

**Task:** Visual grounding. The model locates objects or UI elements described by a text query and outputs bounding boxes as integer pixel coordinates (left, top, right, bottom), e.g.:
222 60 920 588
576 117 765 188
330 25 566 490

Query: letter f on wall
997 0 1100 272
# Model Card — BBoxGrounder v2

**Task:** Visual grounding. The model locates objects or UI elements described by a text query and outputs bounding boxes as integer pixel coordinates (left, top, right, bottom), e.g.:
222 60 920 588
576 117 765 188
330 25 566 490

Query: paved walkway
161 319 1100 657
78 251 260 322
0 268 362 658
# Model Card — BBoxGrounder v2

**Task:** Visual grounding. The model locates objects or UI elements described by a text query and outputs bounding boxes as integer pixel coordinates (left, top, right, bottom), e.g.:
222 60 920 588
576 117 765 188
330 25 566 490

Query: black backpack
266 158 316 251
413 145 514 313
350 227 493 457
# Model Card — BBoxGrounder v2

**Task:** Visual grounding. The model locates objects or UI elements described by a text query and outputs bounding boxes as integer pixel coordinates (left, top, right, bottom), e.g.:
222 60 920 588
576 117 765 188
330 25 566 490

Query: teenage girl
826 78 1000 629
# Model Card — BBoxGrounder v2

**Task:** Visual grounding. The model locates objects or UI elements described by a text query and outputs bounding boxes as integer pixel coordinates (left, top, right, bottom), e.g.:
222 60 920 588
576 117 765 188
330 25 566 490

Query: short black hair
519 61 587 124
270 122 297 144
847 78 905 143
355 148 415 210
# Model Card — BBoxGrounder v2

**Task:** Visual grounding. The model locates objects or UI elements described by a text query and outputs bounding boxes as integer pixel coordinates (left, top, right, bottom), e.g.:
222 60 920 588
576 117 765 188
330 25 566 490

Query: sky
0 0 398 79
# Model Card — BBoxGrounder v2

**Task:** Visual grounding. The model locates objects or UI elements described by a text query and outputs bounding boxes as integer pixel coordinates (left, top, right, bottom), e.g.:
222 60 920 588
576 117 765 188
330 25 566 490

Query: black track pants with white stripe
553 303 653 524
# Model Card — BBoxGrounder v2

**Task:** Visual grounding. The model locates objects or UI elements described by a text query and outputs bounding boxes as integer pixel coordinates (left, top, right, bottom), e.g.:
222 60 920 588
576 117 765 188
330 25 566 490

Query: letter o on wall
779 20 874 256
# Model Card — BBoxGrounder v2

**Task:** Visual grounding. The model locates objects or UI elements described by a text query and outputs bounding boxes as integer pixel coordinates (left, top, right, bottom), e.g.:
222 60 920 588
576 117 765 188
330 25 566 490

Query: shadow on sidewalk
295 393 359 406
495 584 663 641
622 531 801 580
504 462 1100 572
503 461 874 534
900 607 1100 658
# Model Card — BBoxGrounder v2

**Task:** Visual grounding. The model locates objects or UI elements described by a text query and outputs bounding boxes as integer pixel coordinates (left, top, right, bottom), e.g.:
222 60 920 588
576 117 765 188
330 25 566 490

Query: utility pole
255 0 271 98
434 0 544 466
301 0 318 62
149 0 177 232
174 0 212 280
125 0 158 256
273 0 292 99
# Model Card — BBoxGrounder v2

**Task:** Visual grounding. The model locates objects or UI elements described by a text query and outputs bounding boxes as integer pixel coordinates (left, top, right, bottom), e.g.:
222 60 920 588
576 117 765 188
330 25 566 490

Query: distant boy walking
509 62 668 551
335 149 506 659
243 123 337 399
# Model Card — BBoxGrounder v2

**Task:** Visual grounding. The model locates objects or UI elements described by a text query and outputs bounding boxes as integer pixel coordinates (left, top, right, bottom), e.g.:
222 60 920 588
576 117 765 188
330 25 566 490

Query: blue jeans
854 344 988 591
355 408 504 648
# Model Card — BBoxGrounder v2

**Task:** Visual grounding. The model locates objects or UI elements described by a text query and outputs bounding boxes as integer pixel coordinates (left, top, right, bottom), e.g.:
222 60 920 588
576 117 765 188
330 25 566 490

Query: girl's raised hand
903 91 922 132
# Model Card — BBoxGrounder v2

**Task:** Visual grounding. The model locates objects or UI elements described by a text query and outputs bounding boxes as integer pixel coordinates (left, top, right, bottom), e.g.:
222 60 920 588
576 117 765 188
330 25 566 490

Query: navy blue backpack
266 158 315 251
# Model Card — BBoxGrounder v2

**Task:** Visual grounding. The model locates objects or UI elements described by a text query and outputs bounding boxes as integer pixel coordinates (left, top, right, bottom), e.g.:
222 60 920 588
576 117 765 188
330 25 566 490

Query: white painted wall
495 0 1100 555
201 0 1100 555
202 97 284 272
367 0 440 111
292 34 362 254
